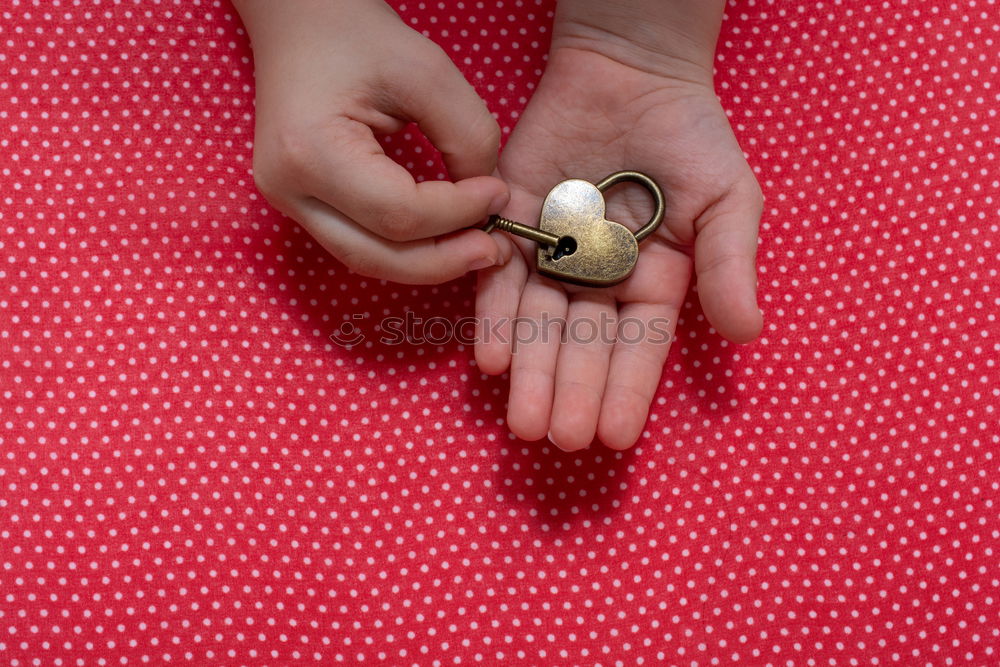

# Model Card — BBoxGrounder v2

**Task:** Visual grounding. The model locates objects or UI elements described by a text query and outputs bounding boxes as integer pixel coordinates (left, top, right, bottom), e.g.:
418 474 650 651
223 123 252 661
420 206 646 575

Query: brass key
482 171 665 287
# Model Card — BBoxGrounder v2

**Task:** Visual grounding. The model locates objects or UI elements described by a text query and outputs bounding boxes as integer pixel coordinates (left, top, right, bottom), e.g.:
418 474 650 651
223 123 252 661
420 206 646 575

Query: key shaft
483 215 561 247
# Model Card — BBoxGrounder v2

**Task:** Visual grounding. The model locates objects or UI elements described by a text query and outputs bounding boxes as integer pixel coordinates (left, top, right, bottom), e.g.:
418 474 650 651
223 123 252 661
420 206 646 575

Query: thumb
693 179 764 343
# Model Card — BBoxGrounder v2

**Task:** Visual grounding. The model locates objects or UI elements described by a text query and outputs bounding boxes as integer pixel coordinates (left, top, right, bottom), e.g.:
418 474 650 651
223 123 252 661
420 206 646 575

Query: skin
233 0 763 451
231 0 512 284
476 1 764 451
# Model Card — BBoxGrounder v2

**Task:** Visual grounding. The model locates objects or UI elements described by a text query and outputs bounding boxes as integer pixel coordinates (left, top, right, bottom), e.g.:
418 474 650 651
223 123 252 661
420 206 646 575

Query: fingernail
547 430 570 452
468 256 496 271
488 191 510 215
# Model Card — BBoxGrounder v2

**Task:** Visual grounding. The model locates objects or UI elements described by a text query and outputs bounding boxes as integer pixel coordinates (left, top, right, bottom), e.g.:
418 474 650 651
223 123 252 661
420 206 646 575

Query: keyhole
550 236 577 260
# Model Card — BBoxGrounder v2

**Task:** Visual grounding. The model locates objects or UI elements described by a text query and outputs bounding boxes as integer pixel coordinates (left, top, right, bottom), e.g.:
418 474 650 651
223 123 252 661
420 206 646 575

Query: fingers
390 44 503 181
505 277 568 442
475 233 528 375
292 196 504 284
547 294 617 452
597 302 678 451
245 21 507 285
594 244 689 450
474 186 536 375
291 117 508 243
297 42 505 246
694 177 764 343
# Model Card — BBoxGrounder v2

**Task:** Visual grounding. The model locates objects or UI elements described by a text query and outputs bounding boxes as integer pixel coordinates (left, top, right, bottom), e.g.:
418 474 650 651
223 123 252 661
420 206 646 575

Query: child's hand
232 0 510 284
476 7 763 451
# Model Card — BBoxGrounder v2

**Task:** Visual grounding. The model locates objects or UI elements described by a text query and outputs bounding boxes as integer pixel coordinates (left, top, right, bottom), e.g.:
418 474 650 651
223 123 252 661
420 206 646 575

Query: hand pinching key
483 171 665 287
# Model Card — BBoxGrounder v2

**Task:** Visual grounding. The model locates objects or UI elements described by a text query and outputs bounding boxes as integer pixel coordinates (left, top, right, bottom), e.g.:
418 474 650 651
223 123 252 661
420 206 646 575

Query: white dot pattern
1 0 998 664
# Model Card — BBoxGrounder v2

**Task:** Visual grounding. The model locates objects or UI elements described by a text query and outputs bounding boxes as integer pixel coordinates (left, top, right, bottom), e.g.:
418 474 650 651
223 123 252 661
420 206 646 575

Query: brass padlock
483 171 665 287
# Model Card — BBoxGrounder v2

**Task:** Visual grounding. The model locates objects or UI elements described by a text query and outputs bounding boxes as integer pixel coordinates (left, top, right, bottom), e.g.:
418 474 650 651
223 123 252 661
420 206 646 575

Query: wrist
551 0 725 87
233 0 397 50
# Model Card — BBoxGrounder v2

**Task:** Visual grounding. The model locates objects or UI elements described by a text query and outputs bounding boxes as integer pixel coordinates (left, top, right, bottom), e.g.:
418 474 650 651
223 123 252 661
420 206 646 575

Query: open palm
476 47 763 451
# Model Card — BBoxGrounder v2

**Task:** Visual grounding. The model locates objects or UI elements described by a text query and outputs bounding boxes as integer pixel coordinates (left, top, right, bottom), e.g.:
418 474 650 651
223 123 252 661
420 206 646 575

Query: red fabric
1 0 998 664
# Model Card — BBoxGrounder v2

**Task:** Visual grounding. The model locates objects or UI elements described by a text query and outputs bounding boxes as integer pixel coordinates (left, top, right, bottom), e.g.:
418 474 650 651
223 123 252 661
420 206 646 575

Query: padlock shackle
594 171 666 244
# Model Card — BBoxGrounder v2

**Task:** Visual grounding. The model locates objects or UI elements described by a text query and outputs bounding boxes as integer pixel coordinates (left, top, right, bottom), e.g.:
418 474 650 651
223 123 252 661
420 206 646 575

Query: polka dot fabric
1 0 997 664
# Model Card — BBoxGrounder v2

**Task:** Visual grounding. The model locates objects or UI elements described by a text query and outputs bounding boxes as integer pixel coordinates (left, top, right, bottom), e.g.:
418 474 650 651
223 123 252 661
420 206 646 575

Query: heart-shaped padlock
483 171 665 287
535 178 639 285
